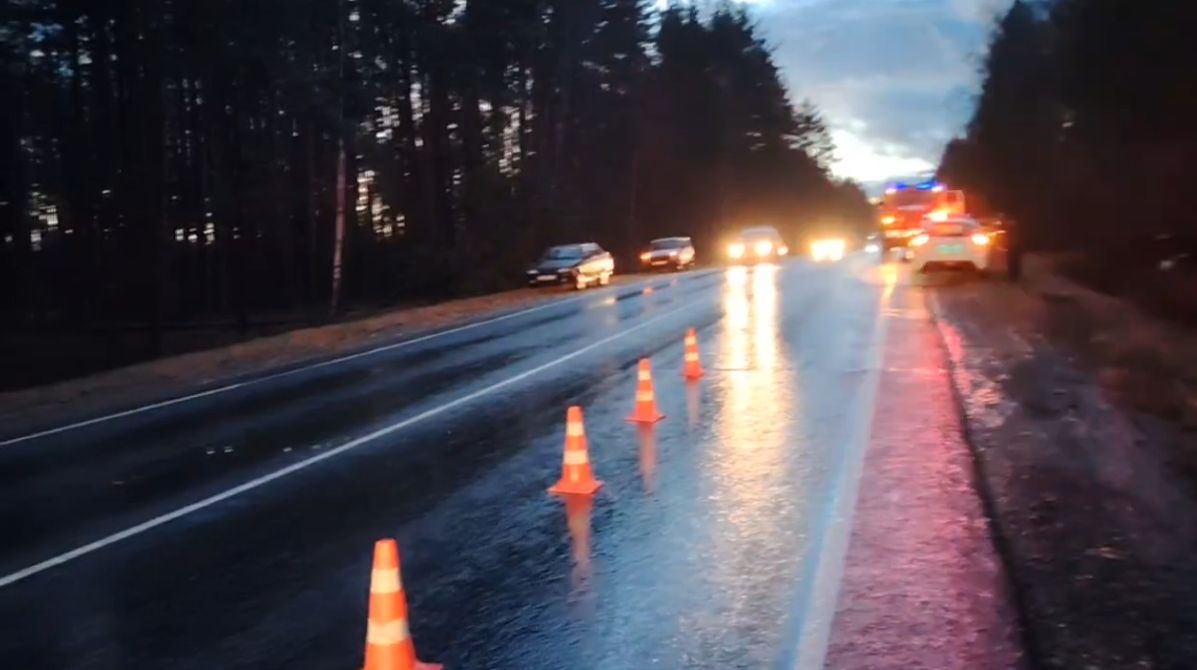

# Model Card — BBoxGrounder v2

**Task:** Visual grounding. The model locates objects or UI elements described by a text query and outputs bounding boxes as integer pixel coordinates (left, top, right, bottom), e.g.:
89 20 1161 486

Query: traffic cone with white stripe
549 406 602 496
627 358 665 423
362 539 442 670
682 328 704 380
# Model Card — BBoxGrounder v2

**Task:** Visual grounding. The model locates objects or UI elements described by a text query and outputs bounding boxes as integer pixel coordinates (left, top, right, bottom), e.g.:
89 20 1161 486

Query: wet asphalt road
0 259 894 669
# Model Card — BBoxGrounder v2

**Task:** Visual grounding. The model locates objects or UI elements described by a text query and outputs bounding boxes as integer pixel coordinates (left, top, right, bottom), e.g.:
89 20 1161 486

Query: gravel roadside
928 275 1197 669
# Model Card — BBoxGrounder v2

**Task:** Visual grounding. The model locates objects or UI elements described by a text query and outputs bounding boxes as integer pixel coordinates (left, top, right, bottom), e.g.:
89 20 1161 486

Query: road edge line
780 266 896 670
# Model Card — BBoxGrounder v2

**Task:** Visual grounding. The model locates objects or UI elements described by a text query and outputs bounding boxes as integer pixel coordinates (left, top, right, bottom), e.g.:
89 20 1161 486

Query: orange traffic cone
627 359 665 423
682 328 704 380
362 540 442 670
549 406 603 496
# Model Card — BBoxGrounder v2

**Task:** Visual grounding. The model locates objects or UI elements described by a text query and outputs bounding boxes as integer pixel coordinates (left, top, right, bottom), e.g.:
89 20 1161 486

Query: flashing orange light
881 215 896 226
928 210 949 223
910 234 930 247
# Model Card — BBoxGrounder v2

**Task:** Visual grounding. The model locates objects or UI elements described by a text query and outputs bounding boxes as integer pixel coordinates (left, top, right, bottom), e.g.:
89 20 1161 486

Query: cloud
744 0 1011 183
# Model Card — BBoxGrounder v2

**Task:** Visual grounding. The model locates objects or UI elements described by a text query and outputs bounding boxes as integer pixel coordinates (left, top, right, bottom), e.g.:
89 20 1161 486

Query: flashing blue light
915 181 939 191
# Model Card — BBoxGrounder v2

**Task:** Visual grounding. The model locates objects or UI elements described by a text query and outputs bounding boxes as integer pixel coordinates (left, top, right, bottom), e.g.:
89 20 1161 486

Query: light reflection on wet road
0 260 894 669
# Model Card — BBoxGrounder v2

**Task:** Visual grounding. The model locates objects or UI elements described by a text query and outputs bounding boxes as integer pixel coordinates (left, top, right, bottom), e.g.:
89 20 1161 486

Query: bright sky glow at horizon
658 0 1012 190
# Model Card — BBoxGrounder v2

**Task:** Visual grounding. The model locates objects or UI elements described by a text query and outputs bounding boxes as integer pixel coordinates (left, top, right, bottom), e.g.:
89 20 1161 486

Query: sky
659 0 1012 189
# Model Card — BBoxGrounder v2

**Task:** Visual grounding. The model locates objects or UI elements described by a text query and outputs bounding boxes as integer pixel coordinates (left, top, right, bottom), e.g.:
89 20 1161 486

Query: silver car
639 237 696 271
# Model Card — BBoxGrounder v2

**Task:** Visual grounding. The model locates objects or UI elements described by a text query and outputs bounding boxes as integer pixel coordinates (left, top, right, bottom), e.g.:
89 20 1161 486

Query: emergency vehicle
876 181 966 252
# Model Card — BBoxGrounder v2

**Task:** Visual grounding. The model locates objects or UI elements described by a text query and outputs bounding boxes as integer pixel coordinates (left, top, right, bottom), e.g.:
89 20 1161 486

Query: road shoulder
825 280 1025 670
0 275 664 434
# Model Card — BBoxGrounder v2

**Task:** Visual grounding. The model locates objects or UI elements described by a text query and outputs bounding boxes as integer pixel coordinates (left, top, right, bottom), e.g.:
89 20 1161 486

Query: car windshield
740 227 779 240
925 219 975 234
650 239 688 250
543 245 584 260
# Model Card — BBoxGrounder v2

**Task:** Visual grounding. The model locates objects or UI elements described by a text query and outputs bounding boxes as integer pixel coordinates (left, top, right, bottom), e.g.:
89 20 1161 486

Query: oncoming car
639 236 696 271
907 216 992 274
810 238 846 262
526 243 615 289
728 226 788 264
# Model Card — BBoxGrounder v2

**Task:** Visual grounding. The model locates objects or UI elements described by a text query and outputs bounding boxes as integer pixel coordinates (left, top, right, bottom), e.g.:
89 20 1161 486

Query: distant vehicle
727 226 788 264
864 233 882 254
810 238 846 263
878 181 966 253
907 216 992 274
526 243 614 289
639 237 696 271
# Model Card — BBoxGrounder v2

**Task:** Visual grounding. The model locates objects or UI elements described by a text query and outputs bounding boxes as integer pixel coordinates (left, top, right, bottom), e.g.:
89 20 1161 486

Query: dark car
526 243 615 289
639 236 696 271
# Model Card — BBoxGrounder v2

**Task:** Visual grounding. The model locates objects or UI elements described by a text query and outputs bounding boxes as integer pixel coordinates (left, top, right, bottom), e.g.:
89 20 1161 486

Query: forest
0 0 870 388
939 0 1197 319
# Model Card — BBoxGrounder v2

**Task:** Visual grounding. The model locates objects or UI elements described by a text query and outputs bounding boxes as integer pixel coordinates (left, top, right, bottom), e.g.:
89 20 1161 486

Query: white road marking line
785 266 897 670
0 296 704 589
1 274 707 448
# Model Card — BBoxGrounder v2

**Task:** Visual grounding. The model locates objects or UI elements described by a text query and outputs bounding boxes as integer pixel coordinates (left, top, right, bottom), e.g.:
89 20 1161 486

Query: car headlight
865 243 880 253
778 245 789 256
971 233 990 246
881 215 896 226
728 243 745 259
754 240 773 256
911 234 930 247
640 252 651 261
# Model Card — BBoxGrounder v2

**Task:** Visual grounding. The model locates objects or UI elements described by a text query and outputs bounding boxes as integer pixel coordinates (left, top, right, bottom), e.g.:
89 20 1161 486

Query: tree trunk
330 136 347 315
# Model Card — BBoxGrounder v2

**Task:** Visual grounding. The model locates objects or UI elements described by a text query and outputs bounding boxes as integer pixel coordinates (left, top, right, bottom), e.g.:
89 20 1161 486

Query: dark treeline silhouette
939 0 1197 315
0 0 870 388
